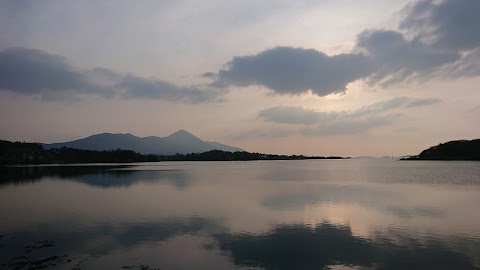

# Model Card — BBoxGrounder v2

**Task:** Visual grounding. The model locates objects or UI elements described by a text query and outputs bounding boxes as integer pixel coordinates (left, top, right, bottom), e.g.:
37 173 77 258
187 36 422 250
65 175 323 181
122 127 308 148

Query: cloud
0 47 219 103
207 0 480 96
300 116 395 136
356 0 480 85
352 96 441 116
0 47 112 100
399 0 480 52
355 29 460 86
260 97 440 125
206 37 458 95
405 97 441 108
201 72 217 79
259 106 330 125
116 75 220 103
210 46 372 96
3 1 479 102
444 48 480 78
258 97 440 136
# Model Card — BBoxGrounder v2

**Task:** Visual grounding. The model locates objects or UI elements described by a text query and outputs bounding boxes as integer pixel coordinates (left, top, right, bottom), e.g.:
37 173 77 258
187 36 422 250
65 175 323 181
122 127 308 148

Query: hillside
43 130 244 155
404 139 480 161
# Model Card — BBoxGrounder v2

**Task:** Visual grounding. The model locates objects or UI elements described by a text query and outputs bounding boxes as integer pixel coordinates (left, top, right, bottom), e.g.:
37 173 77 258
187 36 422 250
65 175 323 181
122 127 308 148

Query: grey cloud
260 97 440 125
444 49 480 78
355 29 460 86
259 106 333 125
258 97 440 136
405 98 441 108
399 0 480 52
208 0 480 96
353 96 440 116
0 47 219 103
0 47 112 100
208 35 460 95
352 96 411 118
117 75 220 103
300 116 395 136
211 46 372 96
201 72 217 79
355 0 480 85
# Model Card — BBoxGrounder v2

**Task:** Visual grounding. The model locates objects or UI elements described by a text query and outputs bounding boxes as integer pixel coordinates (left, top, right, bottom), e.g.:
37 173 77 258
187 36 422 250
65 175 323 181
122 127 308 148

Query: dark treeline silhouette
403 139 480 161
0 139 347 165
160 150 345 161
0 140 157 164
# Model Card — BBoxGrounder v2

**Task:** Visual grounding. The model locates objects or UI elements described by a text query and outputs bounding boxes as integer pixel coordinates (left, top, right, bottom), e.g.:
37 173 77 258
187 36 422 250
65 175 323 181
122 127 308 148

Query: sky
1 0 479 156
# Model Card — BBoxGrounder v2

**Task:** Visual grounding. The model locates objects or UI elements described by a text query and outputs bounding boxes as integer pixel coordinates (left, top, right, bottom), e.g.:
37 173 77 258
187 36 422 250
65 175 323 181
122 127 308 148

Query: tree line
0 139 346 165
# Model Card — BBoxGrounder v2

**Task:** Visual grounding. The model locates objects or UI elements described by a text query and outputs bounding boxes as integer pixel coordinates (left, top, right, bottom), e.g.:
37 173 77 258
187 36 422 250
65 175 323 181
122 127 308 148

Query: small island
402 139 480 161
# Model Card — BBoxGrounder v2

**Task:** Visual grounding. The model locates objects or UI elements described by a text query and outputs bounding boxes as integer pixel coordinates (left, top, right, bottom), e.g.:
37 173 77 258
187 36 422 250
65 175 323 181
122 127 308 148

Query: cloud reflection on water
262 184 445 219
215 222 479 270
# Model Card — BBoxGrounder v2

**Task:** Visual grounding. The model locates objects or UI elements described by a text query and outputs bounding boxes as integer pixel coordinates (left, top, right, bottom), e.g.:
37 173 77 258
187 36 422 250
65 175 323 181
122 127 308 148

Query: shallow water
1 159 479 269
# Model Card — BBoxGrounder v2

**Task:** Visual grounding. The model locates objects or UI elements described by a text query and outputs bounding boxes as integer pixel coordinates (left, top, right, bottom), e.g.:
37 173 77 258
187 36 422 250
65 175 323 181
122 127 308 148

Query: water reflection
262 184 445 219
1 220 479 270
0 217 222 269
217 222 375 269
215 222 479 270
0 160 480 269
258 159 480 185
0 165 191 189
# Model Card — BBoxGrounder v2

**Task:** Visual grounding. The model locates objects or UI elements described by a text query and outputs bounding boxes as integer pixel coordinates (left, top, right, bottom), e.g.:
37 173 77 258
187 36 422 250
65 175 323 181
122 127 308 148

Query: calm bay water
1 159 480 270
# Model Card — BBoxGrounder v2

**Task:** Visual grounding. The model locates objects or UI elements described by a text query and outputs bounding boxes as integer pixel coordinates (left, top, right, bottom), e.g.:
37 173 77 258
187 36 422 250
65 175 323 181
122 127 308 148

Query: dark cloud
0 47 112 100
355 29 460 86
399 0 480 52
211 46 372 96
258 97 440 136
0 47 219 103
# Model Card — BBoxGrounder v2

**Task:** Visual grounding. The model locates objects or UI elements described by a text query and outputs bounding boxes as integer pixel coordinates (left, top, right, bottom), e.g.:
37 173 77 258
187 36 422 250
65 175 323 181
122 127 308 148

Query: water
0 159 479 270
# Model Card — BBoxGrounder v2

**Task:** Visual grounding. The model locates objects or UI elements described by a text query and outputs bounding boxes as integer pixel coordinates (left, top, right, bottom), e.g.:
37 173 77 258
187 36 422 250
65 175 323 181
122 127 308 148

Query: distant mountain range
43 130 244 155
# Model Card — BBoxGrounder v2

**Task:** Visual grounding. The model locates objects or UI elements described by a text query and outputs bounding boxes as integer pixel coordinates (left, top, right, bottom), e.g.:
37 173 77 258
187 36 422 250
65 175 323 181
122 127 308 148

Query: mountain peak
167 129 195 138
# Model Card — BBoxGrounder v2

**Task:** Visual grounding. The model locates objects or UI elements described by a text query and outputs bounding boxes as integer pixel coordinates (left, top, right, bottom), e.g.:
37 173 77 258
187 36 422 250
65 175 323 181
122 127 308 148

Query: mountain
402 139 480 161
43 130 244 155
